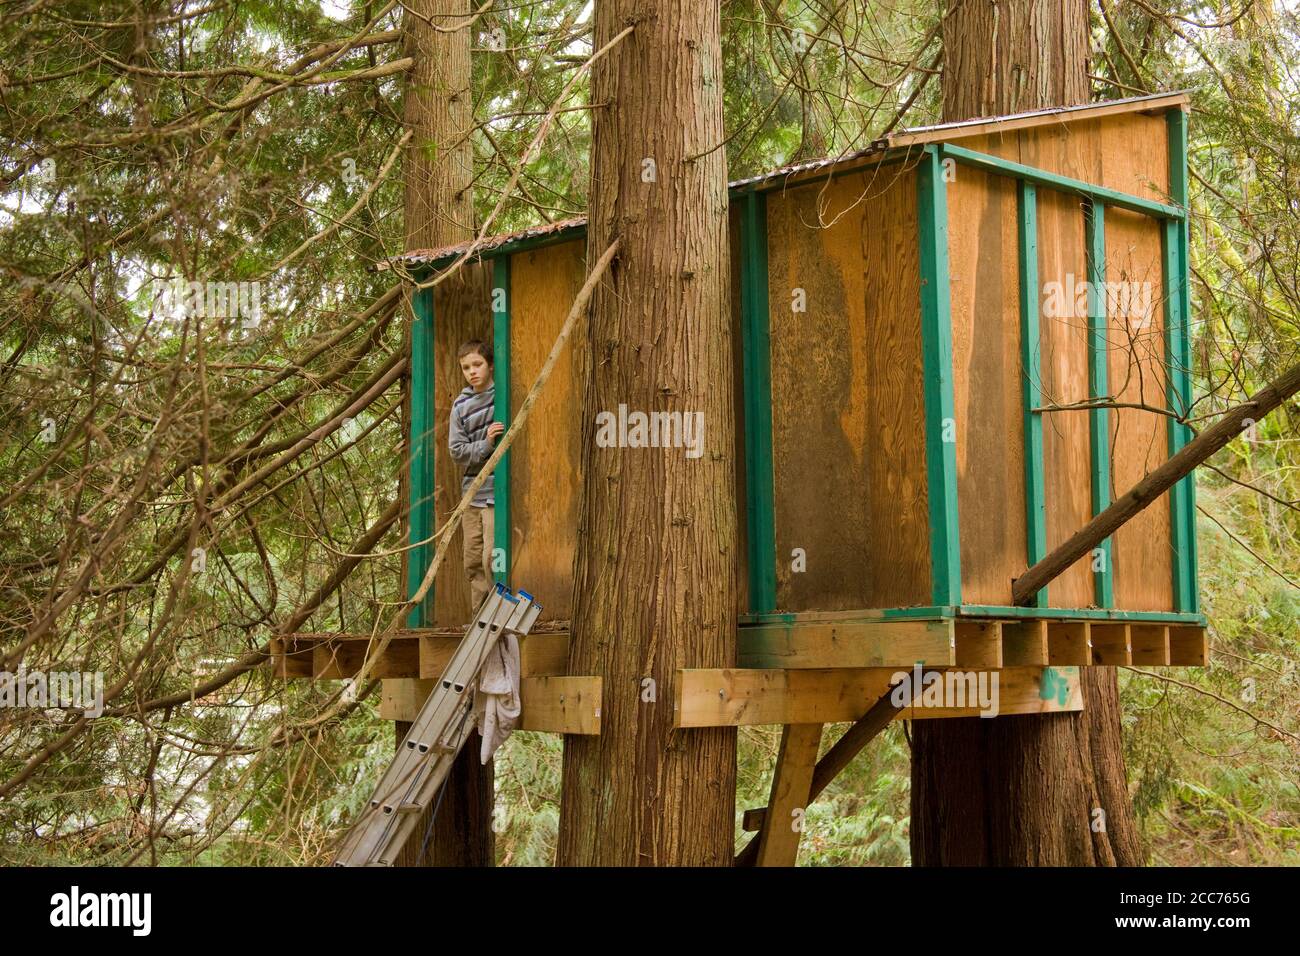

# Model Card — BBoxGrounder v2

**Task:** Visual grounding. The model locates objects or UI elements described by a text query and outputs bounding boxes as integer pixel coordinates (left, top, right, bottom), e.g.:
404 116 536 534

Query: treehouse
274 91 1210 865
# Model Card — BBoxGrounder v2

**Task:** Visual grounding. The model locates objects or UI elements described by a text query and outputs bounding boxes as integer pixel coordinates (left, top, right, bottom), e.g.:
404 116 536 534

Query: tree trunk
941 0 1091 122
910 0 1145 867
556 0 739 865
911 673 1143 865
392 0 493 868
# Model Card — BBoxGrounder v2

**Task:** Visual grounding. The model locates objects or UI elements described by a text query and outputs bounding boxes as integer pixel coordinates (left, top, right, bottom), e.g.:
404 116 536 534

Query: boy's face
459 351 491 391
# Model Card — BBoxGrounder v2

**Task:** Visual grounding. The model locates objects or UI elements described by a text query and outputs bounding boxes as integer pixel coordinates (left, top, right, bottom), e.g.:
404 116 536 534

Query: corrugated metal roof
382 216 587 270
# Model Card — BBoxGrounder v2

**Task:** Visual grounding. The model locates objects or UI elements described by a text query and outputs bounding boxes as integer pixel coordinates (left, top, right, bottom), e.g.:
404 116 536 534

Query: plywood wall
947 168 1027 606
1033 188 1096 609
1105 208 1174 611
508 240 587 622
952 111 1170 203
765 166 931 612
1017 122 1105 610
943 110 1177 612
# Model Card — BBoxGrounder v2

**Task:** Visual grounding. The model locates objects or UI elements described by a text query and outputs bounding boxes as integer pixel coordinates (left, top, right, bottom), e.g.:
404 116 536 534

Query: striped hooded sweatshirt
449 381 496 507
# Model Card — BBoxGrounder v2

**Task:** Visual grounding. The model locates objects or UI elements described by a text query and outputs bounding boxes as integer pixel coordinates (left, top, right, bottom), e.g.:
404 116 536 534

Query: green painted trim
939 143 1186 220
1162 220 1196 614
1166 108 1190 208
492 256 511 588
1165 108 1199 614
1018 181 1048 608
916 146 962 606
406 285 436 627
739 191 778 614
739 605 1207 626
1085 201 1115 608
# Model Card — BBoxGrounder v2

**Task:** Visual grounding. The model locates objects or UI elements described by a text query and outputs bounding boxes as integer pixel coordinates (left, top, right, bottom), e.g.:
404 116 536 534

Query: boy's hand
487 421 505 442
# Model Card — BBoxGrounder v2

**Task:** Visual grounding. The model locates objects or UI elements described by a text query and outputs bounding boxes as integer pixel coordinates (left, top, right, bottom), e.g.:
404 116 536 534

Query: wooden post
1085 199 1114 608
492 255 511 587
1164 106 1199 613
754 723 823 867
917 146 962 606
406 285 436 627
1018 179 1048 608
739 190 777 614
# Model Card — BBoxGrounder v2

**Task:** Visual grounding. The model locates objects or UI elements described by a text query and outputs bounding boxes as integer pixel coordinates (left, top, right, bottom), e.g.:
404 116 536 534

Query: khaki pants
461 504 495 612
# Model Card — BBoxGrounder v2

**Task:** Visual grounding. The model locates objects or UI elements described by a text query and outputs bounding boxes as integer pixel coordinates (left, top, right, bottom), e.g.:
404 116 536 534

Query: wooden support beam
1090 623 1132 665
380 677 435 722
1018 178 1049 610
269 637 314 678
407 285 436 627
276 616 1200 693
739 190 778 614
313 636 419 680
379 675 602 734
272 630 570 681
1001 620 1049 666
677 666 1081 728
1129 624 1171 666
739 685 906 841
1086 200 1116 609
937 143 1186 220
418 636 457 681
1169 625 1209 665
519 676 602 735
917 146 963 606
280 620 974 679
519 632 569 676
1165 107 1199 614
753 724 822 867
954 621 1002 668
418 631 568 679
737 619 955 669
1047 621 1091 665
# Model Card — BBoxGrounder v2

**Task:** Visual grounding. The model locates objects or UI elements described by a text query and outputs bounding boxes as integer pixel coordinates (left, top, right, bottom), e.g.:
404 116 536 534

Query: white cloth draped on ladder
473 633 521 763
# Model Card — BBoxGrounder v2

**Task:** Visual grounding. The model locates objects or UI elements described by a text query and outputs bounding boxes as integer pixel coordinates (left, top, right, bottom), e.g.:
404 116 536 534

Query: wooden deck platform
270 612 1207 680
268 610 1207 727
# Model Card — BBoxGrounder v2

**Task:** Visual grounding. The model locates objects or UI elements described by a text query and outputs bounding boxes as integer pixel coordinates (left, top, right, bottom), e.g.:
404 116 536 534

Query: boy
449 339 504 612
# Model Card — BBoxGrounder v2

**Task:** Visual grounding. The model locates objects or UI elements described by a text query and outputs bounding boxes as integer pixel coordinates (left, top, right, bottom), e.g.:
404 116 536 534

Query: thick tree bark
911 0 1145 867
392 0 493 868
941 0 1090 122
556 0 739 865
911 673 1143 865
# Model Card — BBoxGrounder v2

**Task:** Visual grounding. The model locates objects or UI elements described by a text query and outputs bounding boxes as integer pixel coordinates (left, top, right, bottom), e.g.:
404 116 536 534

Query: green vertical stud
1166 108 1199 613
1018 181 1048 608
492 256 511 587
407 283 436 627
916 147 962 607
739 191 777 614
1085 201 1114 608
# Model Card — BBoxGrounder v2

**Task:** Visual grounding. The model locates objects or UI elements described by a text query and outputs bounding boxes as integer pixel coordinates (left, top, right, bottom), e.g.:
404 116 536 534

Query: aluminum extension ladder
333 583 542 866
